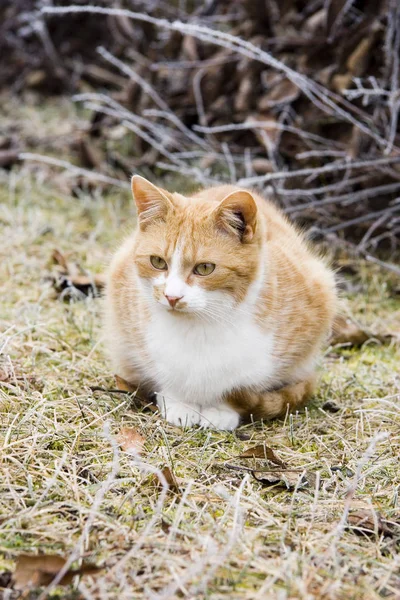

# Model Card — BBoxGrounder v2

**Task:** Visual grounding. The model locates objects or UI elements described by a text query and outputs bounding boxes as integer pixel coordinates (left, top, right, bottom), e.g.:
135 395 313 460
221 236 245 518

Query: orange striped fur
103 176 336 429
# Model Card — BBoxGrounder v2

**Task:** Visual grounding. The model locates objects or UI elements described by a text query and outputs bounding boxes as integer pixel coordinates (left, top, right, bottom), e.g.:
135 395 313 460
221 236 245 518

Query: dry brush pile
1 0 400 268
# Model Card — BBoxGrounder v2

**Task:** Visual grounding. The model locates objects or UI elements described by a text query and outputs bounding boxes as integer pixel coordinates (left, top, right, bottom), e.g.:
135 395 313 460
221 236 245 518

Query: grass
0 106 400 599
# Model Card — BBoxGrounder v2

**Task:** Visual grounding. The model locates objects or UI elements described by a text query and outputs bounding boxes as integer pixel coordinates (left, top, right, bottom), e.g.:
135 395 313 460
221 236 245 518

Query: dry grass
1 108 400 599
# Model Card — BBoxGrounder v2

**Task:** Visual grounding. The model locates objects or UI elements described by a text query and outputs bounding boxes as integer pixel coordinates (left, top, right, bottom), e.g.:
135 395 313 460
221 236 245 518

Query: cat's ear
131 175 173 229
214 190 257 242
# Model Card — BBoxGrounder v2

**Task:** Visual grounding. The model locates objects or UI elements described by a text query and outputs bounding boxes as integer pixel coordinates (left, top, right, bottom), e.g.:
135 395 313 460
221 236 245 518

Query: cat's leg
198 404 240 430
156 393 202 427
227 376 316 422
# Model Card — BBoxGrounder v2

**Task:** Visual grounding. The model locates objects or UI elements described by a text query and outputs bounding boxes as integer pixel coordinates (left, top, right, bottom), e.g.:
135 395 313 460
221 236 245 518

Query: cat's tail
228 376 317 422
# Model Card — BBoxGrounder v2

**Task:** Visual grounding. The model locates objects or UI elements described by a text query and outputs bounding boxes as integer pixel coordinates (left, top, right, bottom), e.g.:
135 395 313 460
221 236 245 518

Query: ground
0 100 400 599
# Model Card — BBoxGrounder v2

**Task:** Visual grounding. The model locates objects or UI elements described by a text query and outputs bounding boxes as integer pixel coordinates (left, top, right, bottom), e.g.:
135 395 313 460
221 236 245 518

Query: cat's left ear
214 190 257 243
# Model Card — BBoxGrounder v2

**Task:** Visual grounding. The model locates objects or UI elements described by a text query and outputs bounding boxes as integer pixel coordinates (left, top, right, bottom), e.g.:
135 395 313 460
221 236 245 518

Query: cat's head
131 176 263 318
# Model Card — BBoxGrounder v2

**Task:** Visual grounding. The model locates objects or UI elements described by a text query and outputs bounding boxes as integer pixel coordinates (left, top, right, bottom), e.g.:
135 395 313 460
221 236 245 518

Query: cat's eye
150 256 168 270
193 263 215 276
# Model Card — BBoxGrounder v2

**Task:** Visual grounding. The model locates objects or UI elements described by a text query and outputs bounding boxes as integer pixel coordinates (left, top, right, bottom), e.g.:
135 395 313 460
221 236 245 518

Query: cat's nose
165 294 183 308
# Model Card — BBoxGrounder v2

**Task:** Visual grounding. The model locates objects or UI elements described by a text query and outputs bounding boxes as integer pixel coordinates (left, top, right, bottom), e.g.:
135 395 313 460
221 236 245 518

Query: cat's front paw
199 405 240 430
157 394 201 428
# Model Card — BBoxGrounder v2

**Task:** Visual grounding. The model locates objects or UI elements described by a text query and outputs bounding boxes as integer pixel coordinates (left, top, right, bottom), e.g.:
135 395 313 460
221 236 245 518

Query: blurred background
1 0 400 270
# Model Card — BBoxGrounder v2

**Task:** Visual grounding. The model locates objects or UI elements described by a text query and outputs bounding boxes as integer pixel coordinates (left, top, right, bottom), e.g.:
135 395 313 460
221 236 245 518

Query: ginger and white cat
104 176 336 430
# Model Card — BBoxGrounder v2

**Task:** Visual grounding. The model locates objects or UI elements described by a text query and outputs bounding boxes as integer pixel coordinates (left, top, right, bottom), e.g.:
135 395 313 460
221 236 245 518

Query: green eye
194 263 215 276
150 256 167 270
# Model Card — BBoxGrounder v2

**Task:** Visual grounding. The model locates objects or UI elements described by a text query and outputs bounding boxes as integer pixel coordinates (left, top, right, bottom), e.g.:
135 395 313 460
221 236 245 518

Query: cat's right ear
131 175 173 230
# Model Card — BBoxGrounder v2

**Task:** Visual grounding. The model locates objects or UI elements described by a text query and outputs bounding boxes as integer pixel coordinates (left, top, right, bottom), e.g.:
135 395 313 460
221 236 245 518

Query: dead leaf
12 554 101 590
0 150 20 168
59 273 106 294
117 427 146 454
50 249 106 297
239 445 287 468
251 158 274 174
235 76 254 112
346 25 380 76
0 362 43 391
258 78 299 110
303 8 326 34
91 377 158 414
322 400 341 413
330 314 382 346
160 466 180 493
347 508 399 538
115 375 137 393
246 113 281 151
0 572 12 588
25 69 47 87
161 519 171 534
81 64 127 88
252 470 317 490
332 72 353 93
182 35 198 61
76 137 103 170
52 249 69 272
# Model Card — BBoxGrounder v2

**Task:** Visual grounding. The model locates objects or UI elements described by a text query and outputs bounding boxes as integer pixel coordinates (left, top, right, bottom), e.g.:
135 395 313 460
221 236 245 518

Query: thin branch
237 156 400 187
285 181 400 214
324 204 400 233
97 47 210 150
18 153 130 189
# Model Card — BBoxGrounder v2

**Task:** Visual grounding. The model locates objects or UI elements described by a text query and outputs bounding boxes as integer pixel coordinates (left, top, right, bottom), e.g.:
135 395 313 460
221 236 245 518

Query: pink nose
165 295 183 308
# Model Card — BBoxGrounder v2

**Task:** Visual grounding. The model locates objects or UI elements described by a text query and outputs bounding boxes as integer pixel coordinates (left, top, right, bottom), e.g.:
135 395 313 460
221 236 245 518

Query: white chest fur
143 308 276 406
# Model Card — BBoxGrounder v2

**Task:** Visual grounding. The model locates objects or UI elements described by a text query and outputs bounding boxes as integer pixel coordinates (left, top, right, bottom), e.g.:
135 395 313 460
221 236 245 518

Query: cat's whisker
194 310 233 328
191 304 240 326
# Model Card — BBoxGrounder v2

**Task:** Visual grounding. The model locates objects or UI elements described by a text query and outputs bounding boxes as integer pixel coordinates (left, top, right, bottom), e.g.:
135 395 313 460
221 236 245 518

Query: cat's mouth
166 303 188 313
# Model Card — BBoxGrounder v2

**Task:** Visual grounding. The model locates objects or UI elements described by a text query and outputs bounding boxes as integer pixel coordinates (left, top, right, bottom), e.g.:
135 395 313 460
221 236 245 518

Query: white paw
199 405 240 430
156 394 201 428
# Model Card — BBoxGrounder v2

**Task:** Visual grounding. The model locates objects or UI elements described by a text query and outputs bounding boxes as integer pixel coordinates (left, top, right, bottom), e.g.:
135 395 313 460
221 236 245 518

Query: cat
103 175 337 430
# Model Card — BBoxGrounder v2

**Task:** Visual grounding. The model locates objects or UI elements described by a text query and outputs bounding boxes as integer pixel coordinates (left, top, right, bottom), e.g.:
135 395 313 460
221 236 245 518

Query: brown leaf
161 519 171 534
331 73 353 93
258 78 299 110
76 137 103 170
235 76 254 112
253 470 317 490
160 466 180 493
303 8 326 35
182 35 198 61
348 508 398 538
251 158 274 174
91 377 158 414
66 273 106 290
12 554 101 590
50 249 106 297
330 315 371 346
239 445 287 468
246 113 280 151
52 249 69 271
0 150 20 168
81 64 127 88
322 400 341 413
117 427 146 454
115 375 137 393
346 27 379 76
